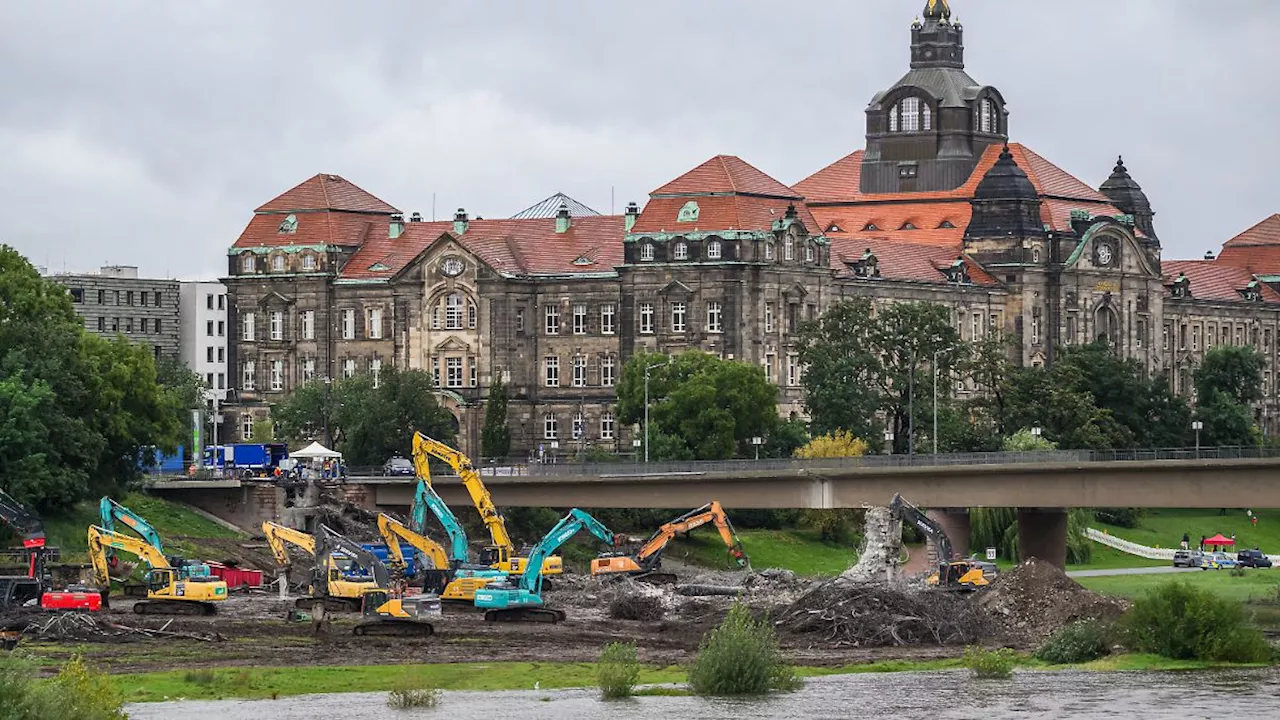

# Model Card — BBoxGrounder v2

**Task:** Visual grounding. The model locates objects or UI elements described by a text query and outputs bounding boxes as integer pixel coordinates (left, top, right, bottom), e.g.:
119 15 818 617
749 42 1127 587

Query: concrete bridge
148 449 1280 569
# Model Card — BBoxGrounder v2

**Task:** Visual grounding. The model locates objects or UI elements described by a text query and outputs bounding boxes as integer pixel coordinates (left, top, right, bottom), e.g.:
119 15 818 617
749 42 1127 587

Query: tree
795 431 870 459
1056 342 1191 448
797 299 962 454
480 378 511 460
1194 391 1255 447
794 430 867 542
1001 363 1133 450
1003 428 1057 452
760 418 809 459
1195 346 1264 405
272 367 456 465
616 351 777 461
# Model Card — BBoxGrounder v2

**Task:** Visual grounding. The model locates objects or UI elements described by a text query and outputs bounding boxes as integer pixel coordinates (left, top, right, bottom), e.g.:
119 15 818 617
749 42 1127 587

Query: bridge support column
1017 508 1068 569
925 508 970 565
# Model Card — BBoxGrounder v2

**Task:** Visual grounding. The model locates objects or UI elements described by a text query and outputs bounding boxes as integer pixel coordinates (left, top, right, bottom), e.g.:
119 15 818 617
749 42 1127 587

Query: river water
126 668 1280 720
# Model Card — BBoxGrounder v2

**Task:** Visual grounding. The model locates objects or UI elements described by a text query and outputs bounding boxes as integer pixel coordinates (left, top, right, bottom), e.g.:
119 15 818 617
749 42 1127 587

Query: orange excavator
590 502 749 584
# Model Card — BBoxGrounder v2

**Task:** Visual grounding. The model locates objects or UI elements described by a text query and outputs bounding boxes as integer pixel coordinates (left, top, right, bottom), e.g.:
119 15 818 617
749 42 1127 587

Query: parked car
1191 551 1218 570
1172 550 1197 568
382 456 414 476
1206 552 1238 570
1237 549 1273 568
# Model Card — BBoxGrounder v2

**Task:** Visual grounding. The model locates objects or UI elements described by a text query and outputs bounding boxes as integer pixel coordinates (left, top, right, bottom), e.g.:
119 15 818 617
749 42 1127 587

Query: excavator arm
520 509 614 595
0 489 45 549
262 521 316 568
100 497 164 553
410 477 470 565
634 502 748 568
377 514 450 571
87 525 171 587
414 432 513 554
890 493 953 561
316 525 391 590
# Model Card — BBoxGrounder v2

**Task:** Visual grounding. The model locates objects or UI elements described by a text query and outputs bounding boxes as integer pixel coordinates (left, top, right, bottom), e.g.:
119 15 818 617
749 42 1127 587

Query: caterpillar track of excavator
591 501 749 584
87 525 228 615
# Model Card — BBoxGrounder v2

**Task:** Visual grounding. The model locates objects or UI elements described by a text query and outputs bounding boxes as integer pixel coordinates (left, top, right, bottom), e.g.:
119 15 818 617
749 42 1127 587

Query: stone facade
221 1 1280 457
47 265 181 360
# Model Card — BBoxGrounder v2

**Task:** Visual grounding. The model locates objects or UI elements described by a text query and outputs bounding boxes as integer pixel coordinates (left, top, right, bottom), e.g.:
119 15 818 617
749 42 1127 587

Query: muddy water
126 668 1280 719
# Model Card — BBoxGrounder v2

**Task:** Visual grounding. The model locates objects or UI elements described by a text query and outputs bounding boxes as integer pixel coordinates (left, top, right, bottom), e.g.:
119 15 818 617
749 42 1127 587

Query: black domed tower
1099 156 1158 243
964 145 1046 247
861 0 1009 194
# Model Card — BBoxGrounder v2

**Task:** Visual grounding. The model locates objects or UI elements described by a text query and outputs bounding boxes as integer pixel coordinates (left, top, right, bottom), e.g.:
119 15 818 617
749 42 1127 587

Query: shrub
1034 620 1110 664
183 669 216 685
687 603 801 696
386 683 440 710
0 653 127 720
598 642 641 699
1121 580 1272 663
1093 508 1145 528
963 646 1016 679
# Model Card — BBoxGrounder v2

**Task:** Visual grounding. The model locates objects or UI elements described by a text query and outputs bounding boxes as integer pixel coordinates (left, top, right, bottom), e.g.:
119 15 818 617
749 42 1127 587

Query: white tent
289 441 342 459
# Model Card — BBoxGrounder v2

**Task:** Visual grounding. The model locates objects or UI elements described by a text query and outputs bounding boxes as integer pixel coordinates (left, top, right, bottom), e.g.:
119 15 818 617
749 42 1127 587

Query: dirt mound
778 579 990 647
608 593 665 621
979 559 1128 642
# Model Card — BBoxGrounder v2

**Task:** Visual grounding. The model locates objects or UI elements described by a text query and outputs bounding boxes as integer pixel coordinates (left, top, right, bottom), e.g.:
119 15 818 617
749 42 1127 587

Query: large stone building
48 265 181 360
223 0 1280 457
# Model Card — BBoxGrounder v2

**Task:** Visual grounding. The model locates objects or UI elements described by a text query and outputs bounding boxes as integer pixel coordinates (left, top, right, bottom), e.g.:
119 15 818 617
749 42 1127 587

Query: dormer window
977 98 999 133
889 96 931 133
863 223 879 232
851 248 880 279
673 242 688 261
1169 272 1191 299
944 257 971 285
826 224 842 233
1242 280 1264 303
277 214 298 234
939 220 956 229
301 254 316 271
900 222 917 231
640 243 654 262
271 254 285 272
707 240 722 260
241 254 256 273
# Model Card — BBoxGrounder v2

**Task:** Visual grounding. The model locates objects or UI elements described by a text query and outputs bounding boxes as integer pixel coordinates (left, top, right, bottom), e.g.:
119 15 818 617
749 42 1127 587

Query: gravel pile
978 559 1129 642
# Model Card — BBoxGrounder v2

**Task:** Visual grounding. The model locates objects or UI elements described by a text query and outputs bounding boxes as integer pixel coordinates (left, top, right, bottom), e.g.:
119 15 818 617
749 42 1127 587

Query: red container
41 590 103 611
207 562 262 588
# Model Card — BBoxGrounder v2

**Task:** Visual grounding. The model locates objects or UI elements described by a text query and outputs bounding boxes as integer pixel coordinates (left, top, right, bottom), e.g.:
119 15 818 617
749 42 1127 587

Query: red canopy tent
1205 534 1235 549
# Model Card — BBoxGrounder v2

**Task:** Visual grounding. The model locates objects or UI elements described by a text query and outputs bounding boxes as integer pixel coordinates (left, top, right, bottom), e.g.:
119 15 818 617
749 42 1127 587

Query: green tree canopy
1001 362 1132 450
1195 345 1264 405
272 367 456 465
480 377 511 460
616 351 777 461
1056 341 1191 448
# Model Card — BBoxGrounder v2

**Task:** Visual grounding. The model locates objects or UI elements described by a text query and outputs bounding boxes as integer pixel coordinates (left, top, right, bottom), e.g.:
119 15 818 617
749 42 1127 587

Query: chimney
409 212 422 223
1204 250 1216 261
389 213 405 239
624 201 640 232
555 203 571 233
453 208 469 235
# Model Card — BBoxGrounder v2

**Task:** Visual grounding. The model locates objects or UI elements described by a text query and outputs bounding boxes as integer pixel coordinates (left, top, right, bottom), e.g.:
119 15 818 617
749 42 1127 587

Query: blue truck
202 443 289 477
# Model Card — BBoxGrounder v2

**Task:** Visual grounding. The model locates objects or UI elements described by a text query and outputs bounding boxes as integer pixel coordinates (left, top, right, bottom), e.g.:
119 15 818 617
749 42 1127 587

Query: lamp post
644 359 671 464
908 348 917 455
752 436 764 461
1192 420 1203 458
1031 426 1042 441
323 376 332 448
884 430 895 455
932 346 955 456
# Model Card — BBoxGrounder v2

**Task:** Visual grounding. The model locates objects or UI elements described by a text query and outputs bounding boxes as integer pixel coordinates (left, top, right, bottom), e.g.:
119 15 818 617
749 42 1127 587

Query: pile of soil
979 559 1129 642
778 579 990 648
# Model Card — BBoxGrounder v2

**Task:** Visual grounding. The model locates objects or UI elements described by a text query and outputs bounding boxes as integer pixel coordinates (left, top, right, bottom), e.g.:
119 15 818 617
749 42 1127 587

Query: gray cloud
1 1 1274 279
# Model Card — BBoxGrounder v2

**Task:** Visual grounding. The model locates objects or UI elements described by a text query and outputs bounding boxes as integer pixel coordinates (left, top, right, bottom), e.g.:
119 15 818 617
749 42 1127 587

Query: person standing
1181 532 1190 551
1199 535 1206 552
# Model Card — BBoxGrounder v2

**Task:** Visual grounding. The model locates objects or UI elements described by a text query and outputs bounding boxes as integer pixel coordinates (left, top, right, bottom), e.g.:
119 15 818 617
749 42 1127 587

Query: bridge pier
1017 507 1068 569
925 508 970 566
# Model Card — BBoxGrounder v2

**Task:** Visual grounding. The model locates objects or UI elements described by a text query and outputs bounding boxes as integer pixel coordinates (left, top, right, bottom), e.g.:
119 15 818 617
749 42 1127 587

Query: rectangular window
154 318 161 334
446 357 463 388
572 304 587 335
218 295 225 311
153 291 161 307
1162 325 1170 352
125 318 133 333
1179 324 1188 351
544 413 558 440
303 359 315 383
572 413 584 441
270 360 284 391
206 372 214 387
445 295 463 330
1065 315 1077 345
242 312 255 341
206 320 214 337
1136 320 1146 349
1192 325 1201 352
786 355 800 387
470 360 477 388
573 355 587 387
765 303 774 334
671 302 686 333
784 237 794 261
806 303 817 322
431 358 440 386
342 309 355 340
217 372 225 389
140 318 149 333
600 412 615 440
544 356 559 387
217 320 225 336
343 358 355 379
240 414 253 441
468 301 477 330
1267 329 1274 353
706 301 723 334
1236 326 1244 346
764 353 776 384
270 311 283 341
126 291 134 306
1266 371 1273 397
206 347 214 363
639 302 654 334
138 291 147 306
368 307 383 339
97 317 104 332
971 313 983 340
370 358 382 388
217 347 224 362
600 304 616 335
242 360 256 390
206 293 214 310
1031 314 1041 346
601 356 616 387
545 305 560 335
301 310 315 340
515 308 525 334
97 289 105 304
110 317 118 332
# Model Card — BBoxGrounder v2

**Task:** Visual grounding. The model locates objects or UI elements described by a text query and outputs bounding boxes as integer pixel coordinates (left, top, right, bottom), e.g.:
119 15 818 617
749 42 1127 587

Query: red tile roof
1223 214 1280 247
338 216 627 281
828 235 999 286
232 211 380 250
1216 215 1280 274
255 173 398 214
652 155 801 199
631 195 821 235
1161 260 1280 303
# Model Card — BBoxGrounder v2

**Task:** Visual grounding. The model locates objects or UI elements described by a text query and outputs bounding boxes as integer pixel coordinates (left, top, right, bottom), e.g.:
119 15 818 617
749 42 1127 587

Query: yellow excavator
591 501 749 584
87 525 228 615
890 494 995 591
413 433 561 576
376 513 498 602
262 521 379 612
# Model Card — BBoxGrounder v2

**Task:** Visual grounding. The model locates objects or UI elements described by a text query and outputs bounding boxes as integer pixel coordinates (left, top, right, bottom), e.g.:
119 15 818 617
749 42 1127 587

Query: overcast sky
2 1 1275 280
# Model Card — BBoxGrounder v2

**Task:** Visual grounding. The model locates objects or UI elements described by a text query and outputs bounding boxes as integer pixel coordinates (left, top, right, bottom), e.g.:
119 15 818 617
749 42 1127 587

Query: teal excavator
474 509 616 623
99 497 210 579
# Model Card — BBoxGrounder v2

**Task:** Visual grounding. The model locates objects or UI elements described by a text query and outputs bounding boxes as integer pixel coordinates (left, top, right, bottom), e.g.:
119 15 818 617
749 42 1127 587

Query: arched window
707 240 722 260
271 254 285 272
765 241 775 261
804 244 814 263
444 293 463 330
640 243 654 262
673 241 688 260
977 98 998 133
241 254 256 273
889 96 930 133
468 301 477 329
301 254 316 271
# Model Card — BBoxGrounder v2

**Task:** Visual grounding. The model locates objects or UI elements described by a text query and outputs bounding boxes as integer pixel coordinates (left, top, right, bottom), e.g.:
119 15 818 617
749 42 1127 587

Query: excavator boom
0 489 45 549
592 501 748 581
409 477 470 564
377 514 450 572
262 521 316 567
99 497 164 553
413 432 513 553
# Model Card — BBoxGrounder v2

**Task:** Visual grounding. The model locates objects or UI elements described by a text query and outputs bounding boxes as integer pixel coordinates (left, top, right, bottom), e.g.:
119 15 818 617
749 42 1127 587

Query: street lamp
752 436 764 461
644 359 671 464
323 376 333 447
1192 420 1203 458
884 430 895 455
932 346 956 456
907 348 917 455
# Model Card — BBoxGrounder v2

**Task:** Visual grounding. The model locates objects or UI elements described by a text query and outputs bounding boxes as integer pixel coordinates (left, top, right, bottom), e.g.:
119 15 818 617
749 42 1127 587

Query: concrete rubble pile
978 558 1129 642
839 506 902 585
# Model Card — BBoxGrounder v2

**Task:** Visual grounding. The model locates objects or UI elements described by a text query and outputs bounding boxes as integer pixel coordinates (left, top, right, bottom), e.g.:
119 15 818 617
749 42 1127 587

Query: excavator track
294 597 361 613
133 600 216 616
483 607 565 623
352 620 434 637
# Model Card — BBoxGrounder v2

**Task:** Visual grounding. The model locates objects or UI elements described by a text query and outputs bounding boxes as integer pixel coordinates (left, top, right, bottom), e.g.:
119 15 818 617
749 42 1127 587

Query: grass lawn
1076 567 1280 603
41 492 243 563
1093 508 1279 555
1068 545 1167 571
669 528 855 577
